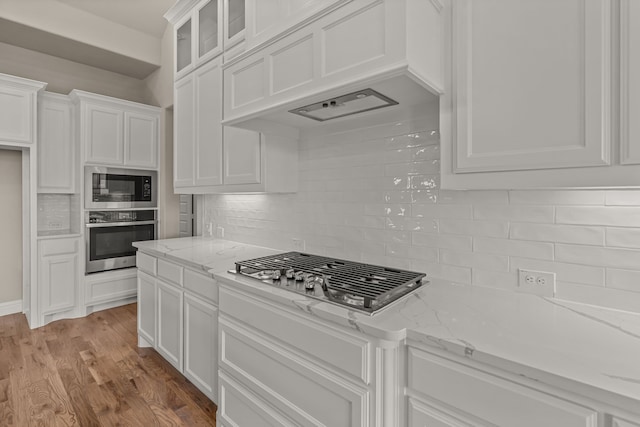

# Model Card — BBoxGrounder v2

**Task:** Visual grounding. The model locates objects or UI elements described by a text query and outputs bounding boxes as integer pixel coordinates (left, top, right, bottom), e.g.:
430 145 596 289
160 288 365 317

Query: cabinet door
38 96 74 193
124 111 158 168
452 0 611 173
194 59 224 186
176 14 194 79
184 293 218 401
38 238 79 315
224 0 246 49
223 126 261 185
85 103 124 165
157 280 183 370
408 398 477 427
621 0 640 164
196 0 223 65
0 85 33 144
612 417 640 427
174 76 196 188
137 272 157 347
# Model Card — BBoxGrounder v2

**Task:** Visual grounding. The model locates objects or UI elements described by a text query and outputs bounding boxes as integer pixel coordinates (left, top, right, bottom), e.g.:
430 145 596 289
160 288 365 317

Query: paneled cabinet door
194 59 223 186
223 126 261 185
38 239 79 315
38 95 74 193
124 111 158 169
408 398 475 427
137 272 156 347
184 293 218 401
612 417 640 427
157 280 184 371
452 0 611 173
621 0 640 164
224 0 246 49
85 103 124 165
174 76 196 188
196 0 223 65
0 85 33 144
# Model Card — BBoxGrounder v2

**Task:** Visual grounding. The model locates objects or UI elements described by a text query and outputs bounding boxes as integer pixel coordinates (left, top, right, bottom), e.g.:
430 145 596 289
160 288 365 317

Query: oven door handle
85 220 157 228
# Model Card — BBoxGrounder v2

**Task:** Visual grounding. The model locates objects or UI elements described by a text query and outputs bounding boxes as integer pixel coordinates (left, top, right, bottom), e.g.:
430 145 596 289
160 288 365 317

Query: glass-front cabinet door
176 16 193 76
197 0 222 63
224 0 246 49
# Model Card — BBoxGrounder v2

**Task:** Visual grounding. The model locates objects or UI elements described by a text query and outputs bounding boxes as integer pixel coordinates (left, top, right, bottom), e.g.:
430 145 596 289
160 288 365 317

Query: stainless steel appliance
85 210 157 274
232 252 426 315
85 166 157 209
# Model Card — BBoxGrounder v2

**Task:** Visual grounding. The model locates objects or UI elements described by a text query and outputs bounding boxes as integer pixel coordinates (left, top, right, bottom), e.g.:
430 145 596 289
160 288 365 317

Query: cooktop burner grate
234 252 426 314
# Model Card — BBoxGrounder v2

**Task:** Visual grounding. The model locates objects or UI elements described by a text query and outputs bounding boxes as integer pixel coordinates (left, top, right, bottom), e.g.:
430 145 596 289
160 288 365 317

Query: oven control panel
87 210 156 224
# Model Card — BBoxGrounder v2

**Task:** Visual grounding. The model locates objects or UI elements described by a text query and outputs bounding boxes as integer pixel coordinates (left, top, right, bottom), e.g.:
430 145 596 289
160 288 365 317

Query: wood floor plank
0 304 217 426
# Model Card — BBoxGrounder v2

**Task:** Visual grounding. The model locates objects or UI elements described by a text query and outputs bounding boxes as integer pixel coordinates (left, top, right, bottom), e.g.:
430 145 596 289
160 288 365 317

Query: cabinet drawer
218 372 296 427
613 417 640 427
40 238 78 256
136 252 157 276
157 259 183 286
220 319 368 427
408 397 477 427
184 268 218 303
407 348 598 427
220 287 370 383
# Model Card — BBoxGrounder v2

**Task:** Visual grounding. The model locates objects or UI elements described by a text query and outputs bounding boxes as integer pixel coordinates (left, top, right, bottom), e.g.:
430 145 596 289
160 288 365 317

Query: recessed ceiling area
0 0 176 79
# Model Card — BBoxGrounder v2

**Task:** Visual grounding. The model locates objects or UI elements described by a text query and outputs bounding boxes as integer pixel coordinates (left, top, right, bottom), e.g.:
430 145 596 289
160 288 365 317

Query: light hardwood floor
0 304 216 426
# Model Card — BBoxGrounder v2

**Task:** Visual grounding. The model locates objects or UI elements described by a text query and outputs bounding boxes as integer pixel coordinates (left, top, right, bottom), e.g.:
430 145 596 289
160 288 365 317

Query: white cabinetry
441 0 640 189
38 93 75 193
0 73 45 146
37 237 80 320
135 253 219 402
223 0 246 57
613 418 640 427
406 344 598 427
223 0 444 131
71 90 160 169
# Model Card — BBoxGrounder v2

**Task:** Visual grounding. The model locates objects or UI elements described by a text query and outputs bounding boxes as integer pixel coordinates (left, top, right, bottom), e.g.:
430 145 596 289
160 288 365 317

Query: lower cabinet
135 253 219 402
38 237 80 318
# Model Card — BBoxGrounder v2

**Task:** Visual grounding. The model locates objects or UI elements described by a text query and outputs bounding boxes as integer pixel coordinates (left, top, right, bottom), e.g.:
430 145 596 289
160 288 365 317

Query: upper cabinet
441 0 640 189
71 91 160 169
174 0 224 80
38 93 75 193
0 73 46 147
223 0 246 59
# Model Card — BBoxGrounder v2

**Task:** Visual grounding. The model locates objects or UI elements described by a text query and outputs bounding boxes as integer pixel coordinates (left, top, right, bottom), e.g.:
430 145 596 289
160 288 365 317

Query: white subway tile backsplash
509 190 606 205
556 206 640 227
605 227 640 249
606 268 640 292
473 205 554 223
439 219 509 238
510 223 605 246
473 237 554 260
204 118 640 313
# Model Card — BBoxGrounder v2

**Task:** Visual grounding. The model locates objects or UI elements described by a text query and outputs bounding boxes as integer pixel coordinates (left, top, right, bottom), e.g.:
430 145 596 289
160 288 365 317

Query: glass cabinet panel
199 0 219 58
177 19 192 72
227 0 245 40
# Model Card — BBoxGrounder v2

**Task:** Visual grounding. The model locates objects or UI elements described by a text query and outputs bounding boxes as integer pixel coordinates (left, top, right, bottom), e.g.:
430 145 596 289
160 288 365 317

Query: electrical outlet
292 238 305 251
216 226 225 238
517 269 556 297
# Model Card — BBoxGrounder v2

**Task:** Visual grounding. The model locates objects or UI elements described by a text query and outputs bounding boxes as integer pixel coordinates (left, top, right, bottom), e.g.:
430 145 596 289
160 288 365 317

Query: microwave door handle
85 220 157 228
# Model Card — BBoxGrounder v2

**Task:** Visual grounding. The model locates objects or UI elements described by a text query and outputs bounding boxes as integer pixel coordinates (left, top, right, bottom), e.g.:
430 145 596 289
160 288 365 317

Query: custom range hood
221 0 445 136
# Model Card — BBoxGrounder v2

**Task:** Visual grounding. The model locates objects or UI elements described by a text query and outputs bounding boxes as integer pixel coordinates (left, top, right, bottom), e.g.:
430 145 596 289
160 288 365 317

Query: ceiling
55 0 176 39
0 0 176 79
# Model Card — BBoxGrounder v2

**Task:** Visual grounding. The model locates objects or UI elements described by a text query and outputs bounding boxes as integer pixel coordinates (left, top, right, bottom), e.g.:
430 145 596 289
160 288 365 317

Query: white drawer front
157 259 183 286
218 372 297 427
407 348 598 427
220 319 368 427
183 268 218 303
220 287 370 384
40 238 78 256
136 252 157 276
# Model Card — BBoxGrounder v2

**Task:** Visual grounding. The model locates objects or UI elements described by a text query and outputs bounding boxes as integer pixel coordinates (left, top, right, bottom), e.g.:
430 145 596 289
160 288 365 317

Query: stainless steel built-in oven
85 210 157 274
85 166 157 209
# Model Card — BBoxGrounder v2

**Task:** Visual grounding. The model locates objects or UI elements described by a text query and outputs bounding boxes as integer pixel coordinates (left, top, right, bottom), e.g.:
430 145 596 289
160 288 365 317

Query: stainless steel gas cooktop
231 252 426 315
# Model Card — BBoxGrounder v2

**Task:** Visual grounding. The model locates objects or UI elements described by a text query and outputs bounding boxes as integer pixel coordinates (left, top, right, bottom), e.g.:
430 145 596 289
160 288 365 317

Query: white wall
203 104 640 314
0 150 23 303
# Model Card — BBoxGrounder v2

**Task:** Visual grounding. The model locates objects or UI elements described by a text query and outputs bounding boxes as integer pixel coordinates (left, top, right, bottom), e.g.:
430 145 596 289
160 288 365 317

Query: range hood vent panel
289 89 398 122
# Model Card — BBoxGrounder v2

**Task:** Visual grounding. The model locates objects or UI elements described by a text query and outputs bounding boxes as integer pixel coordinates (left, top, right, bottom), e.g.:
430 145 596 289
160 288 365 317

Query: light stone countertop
133 236 640 407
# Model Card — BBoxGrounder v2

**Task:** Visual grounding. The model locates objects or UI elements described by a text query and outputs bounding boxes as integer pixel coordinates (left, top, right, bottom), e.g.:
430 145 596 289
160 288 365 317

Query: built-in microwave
85 166 157 209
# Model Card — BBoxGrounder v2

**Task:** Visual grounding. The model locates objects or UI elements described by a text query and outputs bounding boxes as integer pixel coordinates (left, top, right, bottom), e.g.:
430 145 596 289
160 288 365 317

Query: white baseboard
0 299 22 317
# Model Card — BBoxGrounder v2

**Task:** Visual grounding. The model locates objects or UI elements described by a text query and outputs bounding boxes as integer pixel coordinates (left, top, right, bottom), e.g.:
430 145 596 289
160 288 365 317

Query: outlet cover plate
517 269 556 297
